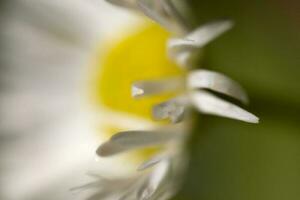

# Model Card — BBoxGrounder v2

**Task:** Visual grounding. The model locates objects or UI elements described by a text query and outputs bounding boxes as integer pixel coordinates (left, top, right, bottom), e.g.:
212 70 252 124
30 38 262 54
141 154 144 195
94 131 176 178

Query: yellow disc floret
90 23 184 163
93 23 184 119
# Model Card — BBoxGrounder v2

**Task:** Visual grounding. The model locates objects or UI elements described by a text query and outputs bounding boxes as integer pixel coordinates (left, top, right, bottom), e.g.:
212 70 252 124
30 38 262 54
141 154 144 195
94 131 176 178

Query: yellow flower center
90 22 184 162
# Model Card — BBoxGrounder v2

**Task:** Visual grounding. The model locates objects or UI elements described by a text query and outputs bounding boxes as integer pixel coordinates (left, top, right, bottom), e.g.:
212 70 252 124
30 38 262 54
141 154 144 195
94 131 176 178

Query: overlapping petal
187 69 248 104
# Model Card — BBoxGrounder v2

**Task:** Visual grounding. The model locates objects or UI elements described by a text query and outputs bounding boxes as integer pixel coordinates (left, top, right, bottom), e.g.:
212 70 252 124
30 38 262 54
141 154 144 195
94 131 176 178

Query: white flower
0 0 141 200
0 0 259 199
88 1 259 200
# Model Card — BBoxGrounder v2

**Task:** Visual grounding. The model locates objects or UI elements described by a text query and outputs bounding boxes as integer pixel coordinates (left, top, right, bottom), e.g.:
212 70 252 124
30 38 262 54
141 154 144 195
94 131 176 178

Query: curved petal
168 20 234 53
96 130 177 157
190 91 259 123
187 69 248 104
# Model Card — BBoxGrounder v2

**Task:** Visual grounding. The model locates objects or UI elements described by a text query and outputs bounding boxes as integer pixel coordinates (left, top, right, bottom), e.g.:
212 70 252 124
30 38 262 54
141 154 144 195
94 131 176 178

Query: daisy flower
0 0 259 200
88 0 259 200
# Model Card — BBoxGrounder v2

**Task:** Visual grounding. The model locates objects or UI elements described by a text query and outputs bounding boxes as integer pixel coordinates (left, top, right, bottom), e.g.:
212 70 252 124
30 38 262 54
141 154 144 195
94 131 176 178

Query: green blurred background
173 0 300 200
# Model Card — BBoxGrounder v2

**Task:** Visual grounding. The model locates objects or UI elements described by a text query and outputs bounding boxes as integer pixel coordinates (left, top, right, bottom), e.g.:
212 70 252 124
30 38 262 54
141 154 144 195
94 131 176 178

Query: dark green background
173 1 300 200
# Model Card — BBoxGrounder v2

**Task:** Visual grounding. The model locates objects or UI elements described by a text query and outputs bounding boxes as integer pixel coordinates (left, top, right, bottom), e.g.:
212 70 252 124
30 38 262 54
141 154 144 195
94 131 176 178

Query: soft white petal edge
187 69 249 104
96 130 178 157
168 20 234 51
190 91 259 123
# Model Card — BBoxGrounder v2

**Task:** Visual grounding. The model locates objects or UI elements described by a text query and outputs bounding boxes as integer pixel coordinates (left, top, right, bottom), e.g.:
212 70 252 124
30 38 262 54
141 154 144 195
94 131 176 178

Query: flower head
84 0 259 199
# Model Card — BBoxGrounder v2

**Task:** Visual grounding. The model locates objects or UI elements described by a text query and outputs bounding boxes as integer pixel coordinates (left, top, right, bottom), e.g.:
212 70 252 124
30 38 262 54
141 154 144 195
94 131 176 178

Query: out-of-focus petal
152 97 188 123
137 154 166 171
168 20 233 53
137 159 170 199
97 130 178 157
105 0 138 9
132 77 184 98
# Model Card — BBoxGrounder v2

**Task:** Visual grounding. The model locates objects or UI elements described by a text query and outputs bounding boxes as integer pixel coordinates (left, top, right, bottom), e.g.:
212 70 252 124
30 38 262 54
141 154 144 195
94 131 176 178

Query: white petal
70 181 103 192
78 175 140 200
86 192 110 200
104 0 137 9
168 20 234 52
190 91 259 123
96 130 177 157
131 77 184 98
187 69 248 104
171 50 192 67
119 192 135 200
152 97 188 123
137 154 166 171
168 49 203 69
160 0 190 31
137 0 177 32
137 159 170 199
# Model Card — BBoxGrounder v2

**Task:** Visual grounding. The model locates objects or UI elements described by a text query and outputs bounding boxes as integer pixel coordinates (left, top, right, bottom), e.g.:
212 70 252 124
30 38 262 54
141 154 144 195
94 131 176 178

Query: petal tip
240 112 259 124
250 115 260 124
96 143 113 157
131 85 144 98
